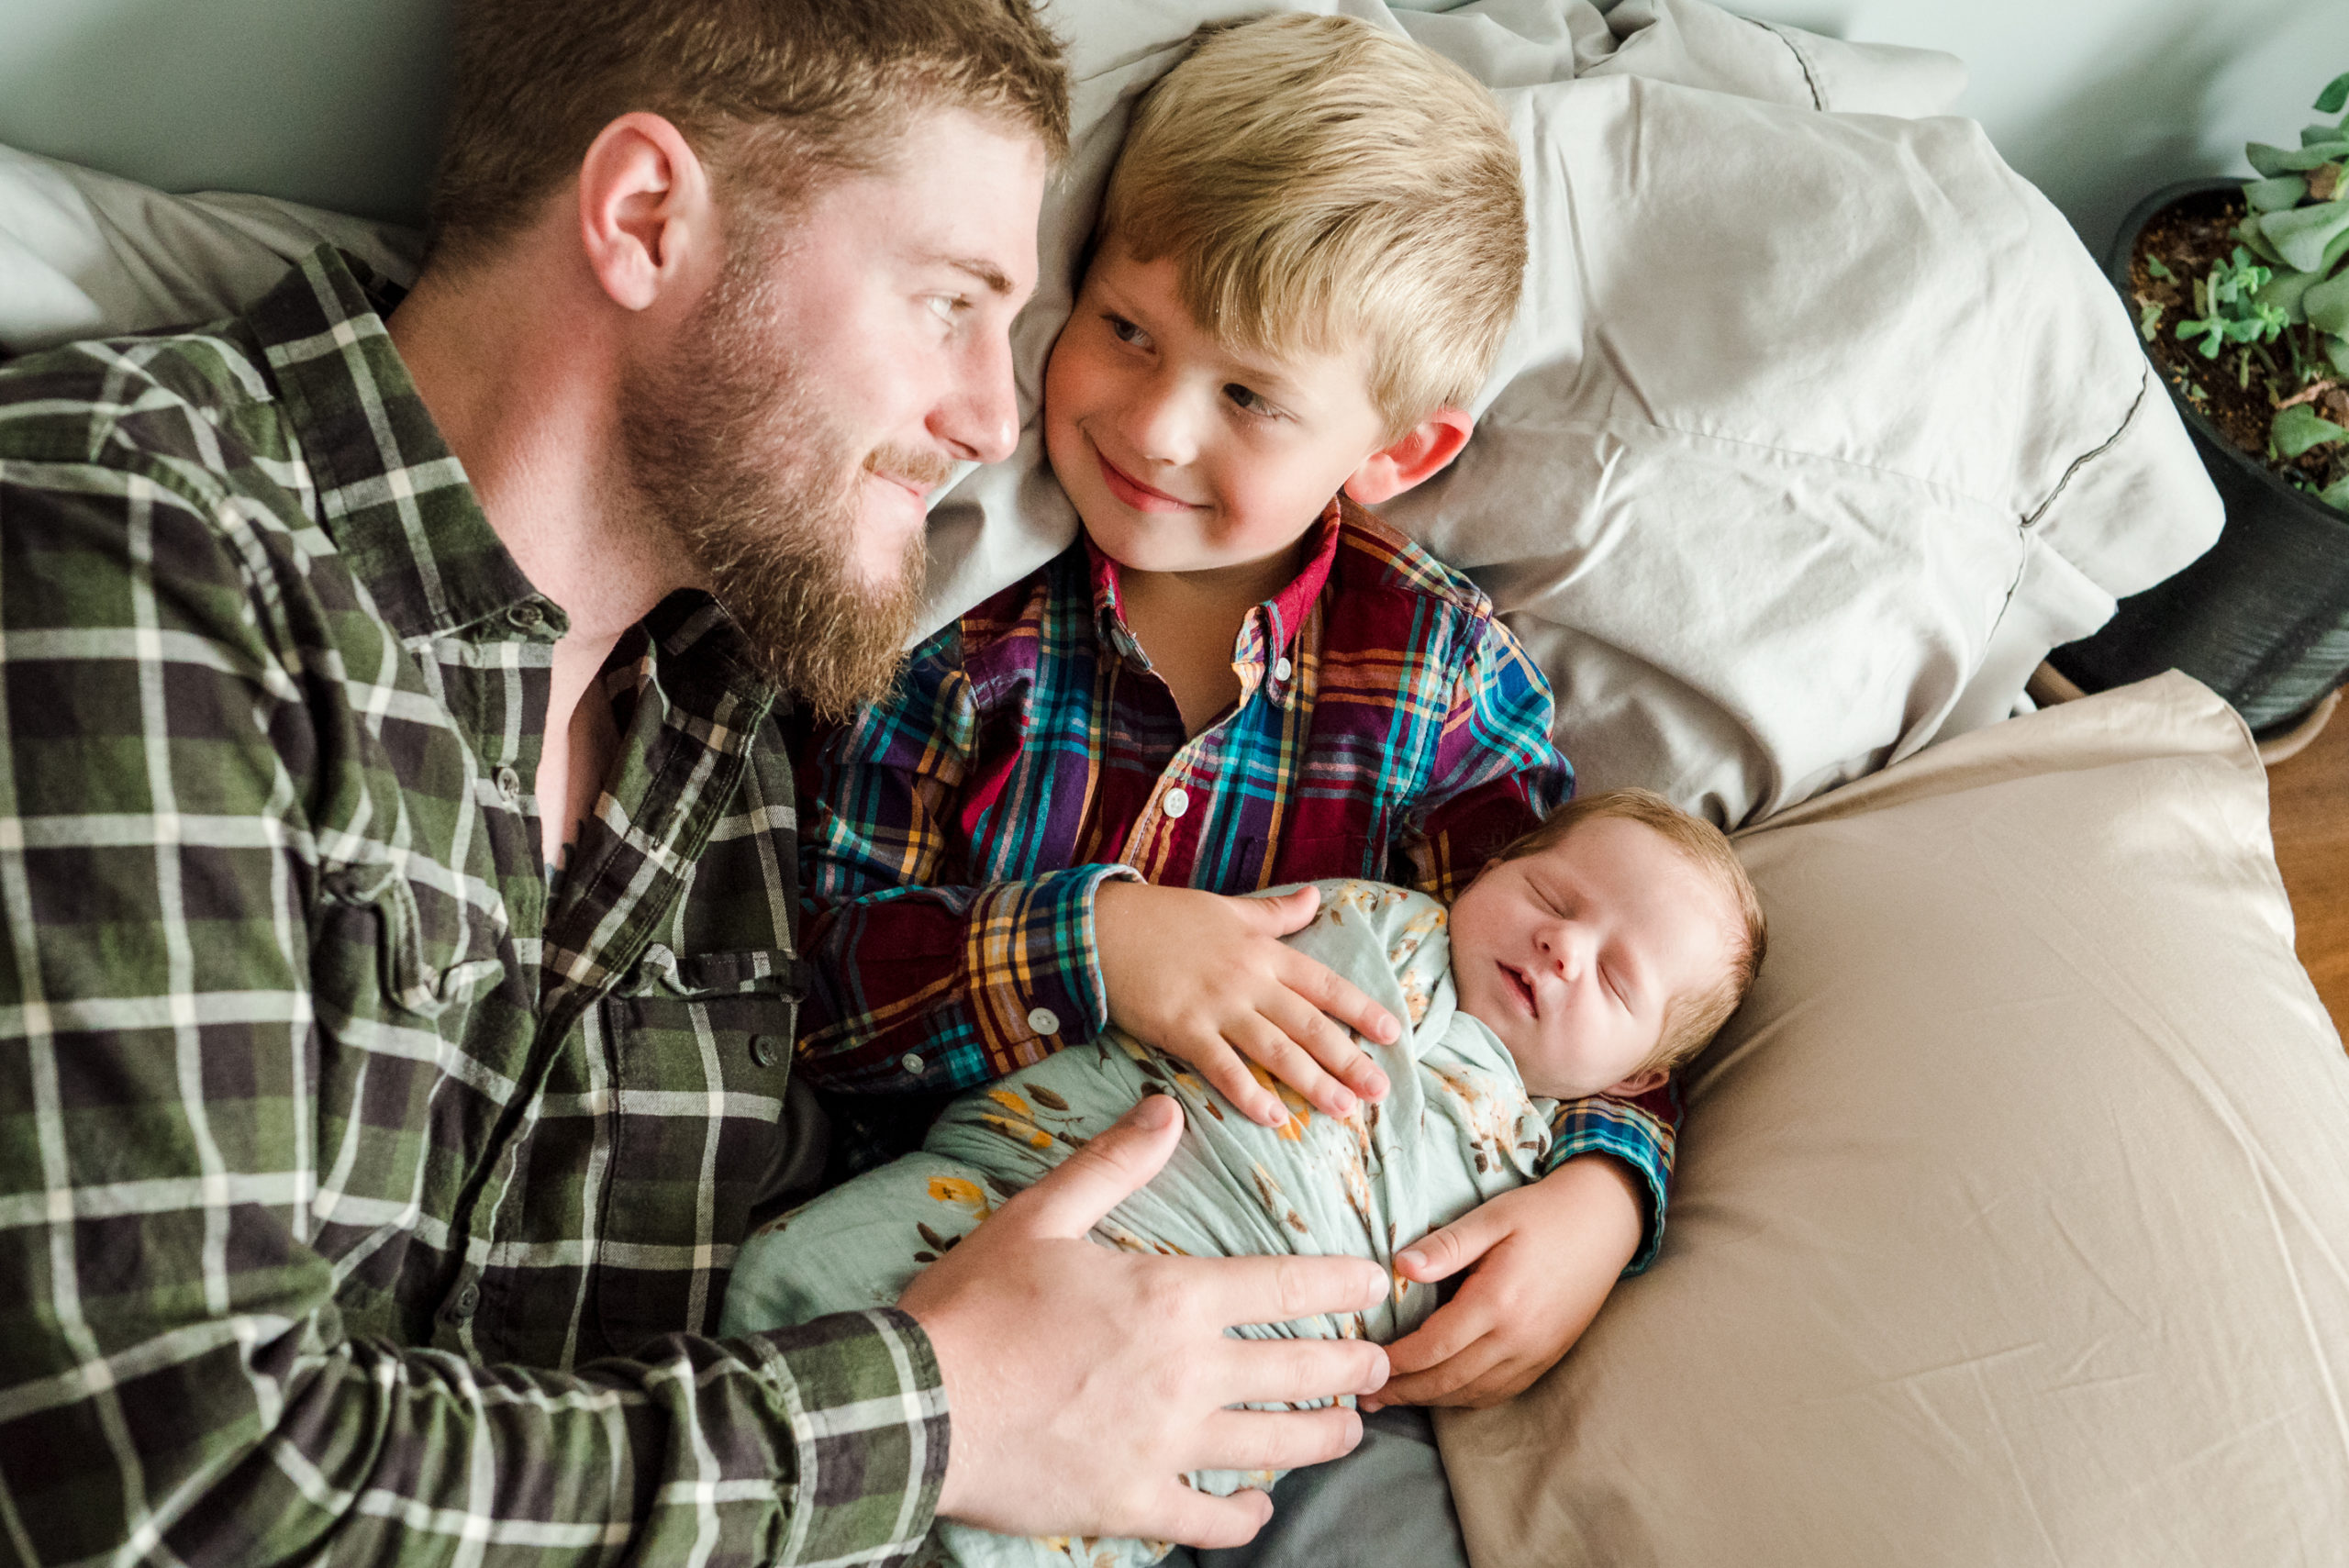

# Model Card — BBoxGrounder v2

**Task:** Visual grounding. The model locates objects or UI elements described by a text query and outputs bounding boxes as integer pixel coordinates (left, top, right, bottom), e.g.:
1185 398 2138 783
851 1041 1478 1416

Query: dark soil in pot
2048 179 2349 734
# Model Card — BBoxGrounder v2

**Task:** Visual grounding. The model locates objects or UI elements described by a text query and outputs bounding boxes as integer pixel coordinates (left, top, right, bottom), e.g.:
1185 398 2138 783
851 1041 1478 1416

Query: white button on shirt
900 1052 924 1076
1026 1006 1062 1037
1274 656 1293 682
1163 786 1191 818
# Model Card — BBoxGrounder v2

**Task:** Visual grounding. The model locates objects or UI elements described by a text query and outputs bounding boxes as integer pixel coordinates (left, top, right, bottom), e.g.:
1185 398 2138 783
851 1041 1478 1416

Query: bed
5 0 2344 1561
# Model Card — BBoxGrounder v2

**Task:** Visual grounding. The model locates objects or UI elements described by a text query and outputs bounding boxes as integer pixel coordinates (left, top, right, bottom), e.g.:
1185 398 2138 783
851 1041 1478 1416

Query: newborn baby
723 789 1765 1568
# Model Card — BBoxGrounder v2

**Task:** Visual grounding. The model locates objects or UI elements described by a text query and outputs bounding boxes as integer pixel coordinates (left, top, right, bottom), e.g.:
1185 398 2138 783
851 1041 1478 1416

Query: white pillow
0 0 2221 825
1437 670 2349 1564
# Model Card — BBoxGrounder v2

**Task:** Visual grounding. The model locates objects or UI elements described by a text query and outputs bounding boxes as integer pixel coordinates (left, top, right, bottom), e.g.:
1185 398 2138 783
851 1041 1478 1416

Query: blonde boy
796 12 1681 1426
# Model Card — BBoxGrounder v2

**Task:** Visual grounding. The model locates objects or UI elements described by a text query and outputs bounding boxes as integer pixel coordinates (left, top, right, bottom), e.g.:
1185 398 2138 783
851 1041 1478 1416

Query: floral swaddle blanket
721 881 1553 1568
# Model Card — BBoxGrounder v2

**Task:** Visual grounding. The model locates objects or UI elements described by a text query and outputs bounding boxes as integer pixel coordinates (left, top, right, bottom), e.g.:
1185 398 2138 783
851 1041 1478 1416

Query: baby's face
1041 241 1391 580
1449 817 1738 1101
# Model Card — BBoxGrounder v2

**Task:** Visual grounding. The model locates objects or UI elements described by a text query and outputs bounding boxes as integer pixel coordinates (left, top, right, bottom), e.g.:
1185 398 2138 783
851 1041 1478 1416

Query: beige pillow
1439 672 2349 1565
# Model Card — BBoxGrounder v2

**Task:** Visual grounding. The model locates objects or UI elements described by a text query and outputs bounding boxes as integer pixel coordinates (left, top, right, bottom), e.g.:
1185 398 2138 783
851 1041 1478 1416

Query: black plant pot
2048 178 2349 734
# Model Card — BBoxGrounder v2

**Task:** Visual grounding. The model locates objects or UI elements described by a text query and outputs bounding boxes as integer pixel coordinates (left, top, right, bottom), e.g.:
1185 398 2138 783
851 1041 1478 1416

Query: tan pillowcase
1438 672 2349 1564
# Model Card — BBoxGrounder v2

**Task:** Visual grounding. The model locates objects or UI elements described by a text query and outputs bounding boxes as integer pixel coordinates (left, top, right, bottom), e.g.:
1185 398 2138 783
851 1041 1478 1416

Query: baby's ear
1342 406 1473 505
1603 1066 1669 1099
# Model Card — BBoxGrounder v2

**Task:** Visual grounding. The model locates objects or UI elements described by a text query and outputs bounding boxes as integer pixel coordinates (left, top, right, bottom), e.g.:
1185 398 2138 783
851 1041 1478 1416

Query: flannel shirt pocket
594 947 809 1350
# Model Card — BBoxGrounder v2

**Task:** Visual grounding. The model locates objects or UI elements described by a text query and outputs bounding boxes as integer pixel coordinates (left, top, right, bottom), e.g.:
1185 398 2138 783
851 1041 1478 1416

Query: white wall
3 0 2348 252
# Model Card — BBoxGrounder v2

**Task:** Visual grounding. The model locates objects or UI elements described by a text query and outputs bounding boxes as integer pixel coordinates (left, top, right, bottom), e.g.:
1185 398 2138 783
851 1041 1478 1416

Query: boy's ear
1341 406 1474 506
1603 1066 1669 1099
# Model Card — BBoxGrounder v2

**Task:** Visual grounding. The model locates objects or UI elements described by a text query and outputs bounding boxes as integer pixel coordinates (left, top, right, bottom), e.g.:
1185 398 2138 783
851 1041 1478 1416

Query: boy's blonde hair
1494 788 1768 1076
1097 13 1526 438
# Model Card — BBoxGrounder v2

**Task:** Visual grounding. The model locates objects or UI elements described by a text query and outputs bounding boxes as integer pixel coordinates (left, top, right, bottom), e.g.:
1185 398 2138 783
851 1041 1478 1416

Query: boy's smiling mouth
1090 439 1199 513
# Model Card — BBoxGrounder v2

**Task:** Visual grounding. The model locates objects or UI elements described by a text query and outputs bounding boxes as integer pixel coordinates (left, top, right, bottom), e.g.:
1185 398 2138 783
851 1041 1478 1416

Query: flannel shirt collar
250 246 562 647
1081 495 1343 692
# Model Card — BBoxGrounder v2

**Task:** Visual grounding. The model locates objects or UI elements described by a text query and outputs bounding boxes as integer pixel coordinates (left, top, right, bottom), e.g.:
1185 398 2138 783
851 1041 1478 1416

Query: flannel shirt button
495 766 521 802
900 1051 925 1075
1274 656 1293 682
448 1282 479 1321
750 1034 783 1069
506 603 545 636
1026 1006 1061 1038
1162 787 1191 819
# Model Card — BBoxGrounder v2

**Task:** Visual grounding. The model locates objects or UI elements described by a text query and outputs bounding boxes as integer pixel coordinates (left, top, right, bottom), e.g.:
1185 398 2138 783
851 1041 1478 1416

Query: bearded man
0 2 1392 1563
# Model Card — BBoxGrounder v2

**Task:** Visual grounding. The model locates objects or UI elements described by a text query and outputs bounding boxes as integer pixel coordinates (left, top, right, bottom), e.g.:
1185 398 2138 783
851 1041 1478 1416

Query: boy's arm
794 638 1140 1095
1388 607 1571 900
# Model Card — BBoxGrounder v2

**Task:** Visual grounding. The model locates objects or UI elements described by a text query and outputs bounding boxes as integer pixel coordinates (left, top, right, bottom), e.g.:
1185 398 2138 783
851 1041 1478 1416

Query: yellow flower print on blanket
722 881 1553 1568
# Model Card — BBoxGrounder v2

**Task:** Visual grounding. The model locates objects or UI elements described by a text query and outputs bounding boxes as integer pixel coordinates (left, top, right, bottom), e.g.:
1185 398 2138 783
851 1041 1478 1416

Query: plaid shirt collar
1084 495 1346 691
247 250 563 646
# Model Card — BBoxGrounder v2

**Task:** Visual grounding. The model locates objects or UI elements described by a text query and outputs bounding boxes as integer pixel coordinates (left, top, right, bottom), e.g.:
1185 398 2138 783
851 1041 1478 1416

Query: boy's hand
1366 1154 1643 1408
1093 882 1397 1127
905 1096 1392 1547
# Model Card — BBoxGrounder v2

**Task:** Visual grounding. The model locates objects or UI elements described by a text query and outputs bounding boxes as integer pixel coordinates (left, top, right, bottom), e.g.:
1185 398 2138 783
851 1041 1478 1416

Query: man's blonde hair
428 0 1068 269
1097 13 1526 438
1495 788 1768 1076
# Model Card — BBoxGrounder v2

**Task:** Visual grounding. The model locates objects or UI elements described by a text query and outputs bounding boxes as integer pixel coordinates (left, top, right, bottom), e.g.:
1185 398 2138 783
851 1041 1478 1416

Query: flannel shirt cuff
963 862 1141 1079
748 1307 949 1565
1540 1090 1677 1274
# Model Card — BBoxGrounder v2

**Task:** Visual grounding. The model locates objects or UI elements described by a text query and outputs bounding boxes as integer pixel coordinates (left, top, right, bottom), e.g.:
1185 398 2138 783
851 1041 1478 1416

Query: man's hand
1365 1155 1643 1409
1094 882 1396 1127
900 1095 1393 1548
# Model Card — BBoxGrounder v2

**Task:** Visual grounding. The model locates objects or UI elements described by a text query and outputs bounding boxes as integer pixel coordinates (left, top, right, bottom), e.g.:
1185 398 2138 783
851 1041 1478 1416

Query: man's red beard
619 244 931 719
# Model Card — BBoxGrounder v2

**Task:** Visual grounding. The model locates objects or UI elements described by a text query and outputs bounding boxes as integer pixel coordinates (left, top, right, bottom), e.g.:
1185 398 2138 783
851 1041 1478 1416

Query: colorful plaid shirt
0 249 944 1567
796 499 1680 1267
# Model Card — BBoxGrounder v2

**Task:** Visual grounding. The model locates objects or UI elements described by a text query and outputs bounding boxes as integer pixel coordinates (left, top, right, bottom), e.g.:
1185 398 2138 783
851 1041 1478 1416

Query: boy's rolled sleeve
795 632 1139 1096
1542 1078 1682 1273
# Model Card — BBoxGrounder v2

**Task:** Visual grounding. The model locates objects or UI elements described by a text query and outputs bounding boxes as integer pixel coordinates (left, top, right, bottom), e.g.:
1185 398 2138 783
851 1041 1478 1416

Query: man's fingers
1234 1018 1352 1119
1135 1482 1277 1552
1183 1251 1392 1339
1210 1326 1390 1407
1278 950 1398 1045
994 1094 1183 1240
1393 1207 1501 1284
1191 1404 1366 1477
1264 994 1389 1104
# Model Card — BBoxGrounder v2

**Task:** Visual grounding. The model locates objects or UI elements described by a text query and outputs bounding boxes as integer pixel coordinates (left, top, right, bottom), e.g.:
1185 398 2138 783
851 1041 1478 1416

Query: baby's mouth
1503 962 1538 1017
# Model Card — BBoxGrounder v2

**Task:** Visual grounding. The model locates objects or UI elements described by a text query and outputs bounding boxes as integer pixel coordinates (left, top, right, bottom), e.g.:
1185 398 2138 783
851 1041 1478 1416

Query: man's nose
932 327 1020 465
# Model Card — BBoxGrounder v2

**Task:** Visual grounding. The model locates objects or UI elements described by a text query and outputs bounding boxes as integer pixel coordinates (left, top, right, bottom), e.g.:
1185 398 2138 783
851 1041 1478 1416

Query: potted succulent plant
2049 73 2349 741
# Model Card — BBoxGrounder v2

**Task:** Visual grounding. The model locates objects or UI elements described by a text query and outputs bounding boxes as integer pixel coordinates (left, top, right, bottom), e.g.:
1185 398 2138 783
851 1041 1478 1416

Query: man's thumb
999 1095 1184 1239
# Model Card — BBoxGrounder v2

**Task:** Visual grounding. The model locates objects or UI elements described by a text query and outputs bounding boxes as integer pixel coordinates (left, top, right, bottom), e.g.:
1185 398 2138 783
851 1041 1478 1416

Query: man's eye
1107 314 1150 347
929 295 967 324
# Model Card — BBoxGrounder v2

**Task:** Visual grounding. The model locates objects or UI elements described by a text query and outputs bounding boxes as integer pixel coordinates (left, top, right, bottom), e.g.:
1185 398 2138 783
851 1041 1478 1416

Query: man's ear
576 112 716 313
1341 406 1473 506
1604 1066 1669 1098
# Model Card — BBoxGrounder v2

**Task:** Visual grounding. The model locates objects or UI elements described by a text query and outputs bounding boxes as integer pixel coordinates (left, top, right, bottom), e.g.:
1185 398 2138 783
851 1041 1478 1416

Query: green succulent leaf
2257 266 2319 323
2272 402 2349 457
2247 139 2349 176
2260 198 2349 272
2305 268 2349 335
2327 333 2349 378
2145 256 2174 280
2306 122 2347 147
2320 473 2349 512
2248 174 2311 211
2318 72 2349 115
2234 216 2288 266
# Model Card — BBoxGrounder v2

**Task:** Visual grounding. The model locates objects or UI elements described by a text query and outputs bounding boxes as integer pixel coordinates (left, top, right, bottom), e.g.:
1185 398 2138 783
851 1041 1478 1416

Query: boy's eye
1223 383 1277 417
1106 313 1151 348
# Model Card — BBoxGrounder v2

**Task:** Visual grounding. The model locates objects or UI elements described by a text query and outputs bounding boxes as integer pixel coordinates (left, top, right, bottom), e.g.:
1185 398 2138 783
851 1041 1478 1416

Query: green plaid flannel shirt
0 248 947 1566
